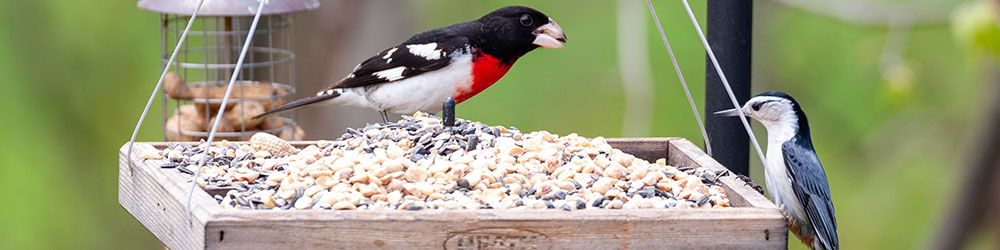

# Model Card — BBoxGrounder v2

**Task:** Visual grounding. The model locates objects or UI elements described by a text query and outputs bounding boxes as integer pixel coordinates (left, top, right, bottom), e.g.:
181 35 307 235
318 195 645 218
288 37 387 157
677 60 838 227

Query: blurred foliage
0 0 994 249
0 0 163 249
952 0 1000 59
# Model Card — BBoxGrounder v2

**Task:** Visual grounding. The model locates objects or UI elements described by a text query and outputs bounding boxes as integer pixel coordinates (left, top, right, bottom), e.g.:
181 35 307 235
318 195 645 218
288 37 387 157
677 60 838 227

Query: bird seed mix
155 112 731 210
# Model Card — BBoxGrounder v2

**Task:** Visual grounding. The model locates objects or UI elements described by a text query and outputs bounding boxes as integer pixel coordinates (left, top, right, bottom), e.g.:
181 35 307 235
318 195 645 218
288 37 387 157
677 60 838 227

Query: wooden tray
119 138 787 250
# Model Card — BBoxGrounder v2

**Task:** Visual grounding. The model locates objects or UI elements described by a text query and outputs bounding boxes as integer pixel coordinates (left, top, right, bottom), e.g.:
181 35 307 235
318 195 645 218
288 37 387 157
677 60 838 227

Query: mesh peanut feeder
139 0 317 141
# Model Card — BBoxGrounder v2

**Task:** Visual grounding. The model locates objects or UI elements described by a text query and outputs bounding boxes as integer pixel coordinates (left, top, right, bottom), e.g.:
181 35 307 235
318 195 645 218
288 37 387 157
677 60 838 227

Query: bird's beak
713 108 742 117
532 18 567 49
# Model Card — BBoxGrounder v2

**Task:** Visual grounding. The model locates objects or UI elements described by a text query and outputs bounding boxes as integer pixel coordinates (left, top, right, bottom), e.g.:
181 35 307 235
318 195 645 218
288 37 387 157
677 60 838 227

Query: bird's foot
777 206 794 223
735 174 764 194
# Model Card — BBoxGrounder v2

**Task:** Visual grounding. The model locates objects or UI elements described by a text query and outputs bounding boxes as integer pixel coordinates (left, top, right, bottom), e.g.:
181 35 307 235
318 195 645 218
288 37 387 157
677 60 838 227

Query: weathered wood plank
667 139 778 210
207 208 785 250
606 137 676 162
119 143 222 250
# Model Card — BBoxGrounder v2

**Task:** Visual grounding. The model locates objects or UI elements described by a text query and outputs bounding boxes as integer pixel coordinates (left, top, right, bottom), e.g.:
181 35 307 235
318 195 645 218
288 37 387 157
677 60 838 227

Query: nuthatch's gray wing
783 141 839 250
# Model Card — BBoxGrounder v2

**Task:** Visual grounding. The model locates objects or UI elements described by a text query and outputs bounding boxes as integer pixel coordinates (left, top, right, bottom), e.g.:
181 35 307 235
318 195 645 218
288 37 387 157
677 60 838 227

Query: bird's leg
379 110 389 123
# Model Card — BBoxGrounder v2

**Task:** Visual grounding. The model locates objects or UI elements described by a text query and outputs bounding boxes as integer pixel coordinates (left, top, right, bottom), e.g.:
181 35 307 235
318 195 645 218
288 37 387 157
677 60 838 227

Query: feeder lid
138 0 318 16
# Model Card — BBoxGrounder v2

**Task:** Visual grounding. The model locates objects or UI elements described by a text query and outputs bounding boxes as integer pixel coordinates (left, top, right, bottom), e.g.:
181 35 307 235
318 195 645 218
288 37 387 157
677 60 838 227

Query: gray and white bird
714 91 839 250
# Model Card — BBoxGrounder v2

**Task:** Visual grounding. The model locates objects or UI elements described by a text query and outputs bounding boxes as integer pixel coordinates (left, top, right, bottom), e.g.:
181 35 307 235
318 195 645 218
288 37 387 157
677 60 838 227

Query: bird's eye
751 102 763 111
519 14 533 26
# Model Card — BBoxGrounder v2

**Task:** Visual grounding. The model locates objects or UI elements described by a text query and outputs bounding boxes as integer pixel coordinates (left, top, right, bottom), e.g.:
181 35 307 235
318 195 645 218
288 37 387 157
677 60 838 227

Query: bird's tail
252 91 341 119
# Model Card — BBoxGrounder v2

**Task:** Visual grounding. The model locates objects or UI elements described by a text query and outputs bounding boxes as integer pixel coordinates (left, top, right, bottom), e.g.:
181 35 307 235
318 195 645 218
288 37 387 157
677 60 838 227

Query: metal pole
704 1 752 176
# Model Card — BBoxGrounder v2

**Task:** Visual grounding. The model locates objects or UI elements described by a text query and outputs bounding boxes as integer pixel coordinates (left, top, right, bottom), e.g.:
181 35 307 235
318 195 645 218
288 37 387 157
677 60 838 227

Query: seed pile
154 112 731 210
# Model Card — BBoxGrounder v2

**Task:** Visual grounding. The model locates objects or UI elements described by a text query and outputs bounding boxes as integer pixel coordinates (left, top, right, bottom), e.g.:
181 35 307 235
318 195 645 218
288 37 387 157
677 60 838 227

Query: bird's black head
475 6 566 63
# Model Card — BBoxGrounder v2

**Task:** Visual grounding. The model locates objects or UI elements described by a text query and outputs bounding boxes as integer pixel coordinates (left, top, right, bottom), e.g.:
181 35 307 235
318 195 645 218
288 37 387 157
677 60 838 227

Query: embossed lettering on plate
443 228 551 250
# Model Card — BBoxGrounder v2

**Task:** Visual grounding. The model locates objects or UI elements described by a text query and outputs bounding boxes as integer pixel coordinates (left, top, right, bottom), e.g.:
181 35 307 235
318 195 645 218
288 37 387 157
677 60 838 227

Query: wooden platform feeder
119 138 787 249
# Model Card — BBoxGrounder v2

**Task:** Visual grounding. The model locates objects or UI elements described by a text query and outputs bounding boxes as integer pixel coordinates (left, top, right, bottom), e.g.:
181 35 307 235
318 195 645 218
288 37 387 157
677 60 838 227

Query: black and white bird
714 91 839 250
254 6 566 122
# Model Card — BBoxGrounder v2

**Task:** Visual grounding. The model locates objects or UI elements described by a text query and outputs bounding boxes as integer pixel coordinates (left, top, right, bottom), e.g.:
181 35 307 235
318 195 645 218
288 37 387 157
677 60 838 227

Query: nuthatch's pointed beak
532 18 566 49
713 108 742 117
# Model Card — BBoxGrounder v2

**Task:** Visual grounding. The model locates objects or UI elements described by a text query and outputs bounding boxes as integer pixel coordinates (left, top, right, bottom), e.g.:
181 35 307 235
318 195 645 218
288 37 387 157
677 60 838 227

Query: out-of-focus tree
932 1 1000 249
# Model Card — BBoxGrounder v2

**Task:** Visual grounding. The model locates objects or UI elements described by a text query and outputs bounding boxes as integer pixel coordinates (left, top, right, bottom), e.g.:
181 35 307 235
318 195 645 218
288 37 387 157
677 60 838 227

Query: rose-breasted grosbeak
255 6 566 122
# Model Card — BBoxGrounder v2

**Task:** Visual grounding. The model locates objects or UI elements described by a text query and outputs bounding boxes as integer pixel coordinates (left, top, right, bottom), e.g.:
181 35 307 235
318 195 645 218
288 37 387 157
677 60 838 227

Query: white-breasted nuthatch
715 91 839 250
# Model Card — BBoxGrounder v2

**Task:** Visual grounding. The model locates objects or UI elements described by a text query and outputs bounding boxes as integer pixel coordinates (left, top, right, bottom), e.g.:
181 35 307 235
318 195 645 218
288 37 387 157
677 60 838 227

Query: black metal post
705 1 752 176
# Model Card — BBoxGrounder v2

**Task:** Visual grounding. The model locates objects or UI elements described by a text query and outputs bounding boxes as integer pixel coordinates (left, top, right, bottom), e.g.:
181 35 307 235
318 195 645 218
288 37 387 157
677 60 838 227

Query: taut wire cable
186 0 269 214
679 0 770 170
645 0 713 156
126 0 208 172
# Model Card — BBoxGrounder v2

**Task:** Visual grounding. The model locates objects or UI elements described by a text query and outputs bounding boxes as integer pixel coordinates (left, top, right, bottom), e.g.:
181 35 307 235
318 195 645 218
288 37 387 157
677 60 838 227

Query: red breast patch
454 52 514 103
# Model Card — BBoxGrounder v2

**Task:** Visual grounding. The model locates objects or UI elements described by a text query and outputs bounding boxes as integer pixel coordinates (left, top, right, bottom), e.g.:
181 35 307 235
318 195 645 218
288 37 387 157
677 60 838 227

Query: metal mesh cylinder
160 13 302 141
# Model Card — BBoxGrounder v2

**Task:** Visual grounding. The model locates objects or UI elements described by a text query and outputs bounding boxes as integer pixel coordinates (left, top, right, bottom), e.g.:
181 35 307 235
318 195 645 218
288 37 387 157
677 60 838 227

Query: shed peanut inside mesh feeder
146 0 313 142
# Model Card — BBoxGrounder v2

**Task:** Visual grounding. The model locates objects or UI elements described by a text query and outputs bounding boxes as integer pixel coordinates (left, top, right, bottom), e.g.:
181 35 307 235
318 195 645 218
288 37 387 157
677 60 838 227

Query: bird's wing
328 35 470 90
253 27 475 118
782 140 839 250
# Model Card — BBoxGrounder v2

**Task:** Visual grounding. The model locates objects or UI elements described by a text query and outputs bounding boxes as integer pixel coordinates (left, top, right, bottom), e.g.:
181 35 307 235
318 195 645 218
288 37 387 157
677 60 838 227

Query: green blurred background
1 0 997 249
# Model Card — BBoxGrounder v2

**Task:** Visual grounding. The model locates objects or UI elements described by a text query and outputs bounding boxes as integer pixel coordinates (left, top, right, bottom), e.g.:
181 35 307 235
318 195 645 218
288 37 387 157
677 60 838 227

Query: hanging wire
645 0 712 156
680 0 769 169
185 0 269 214
126 0 208 173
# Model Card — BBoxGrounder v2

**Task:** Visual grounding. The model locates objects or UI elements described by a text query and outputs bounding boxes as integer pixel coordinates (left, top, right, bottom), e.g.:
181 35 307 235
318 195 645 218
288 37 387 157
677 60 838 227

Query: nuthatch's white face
713 96 798 130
